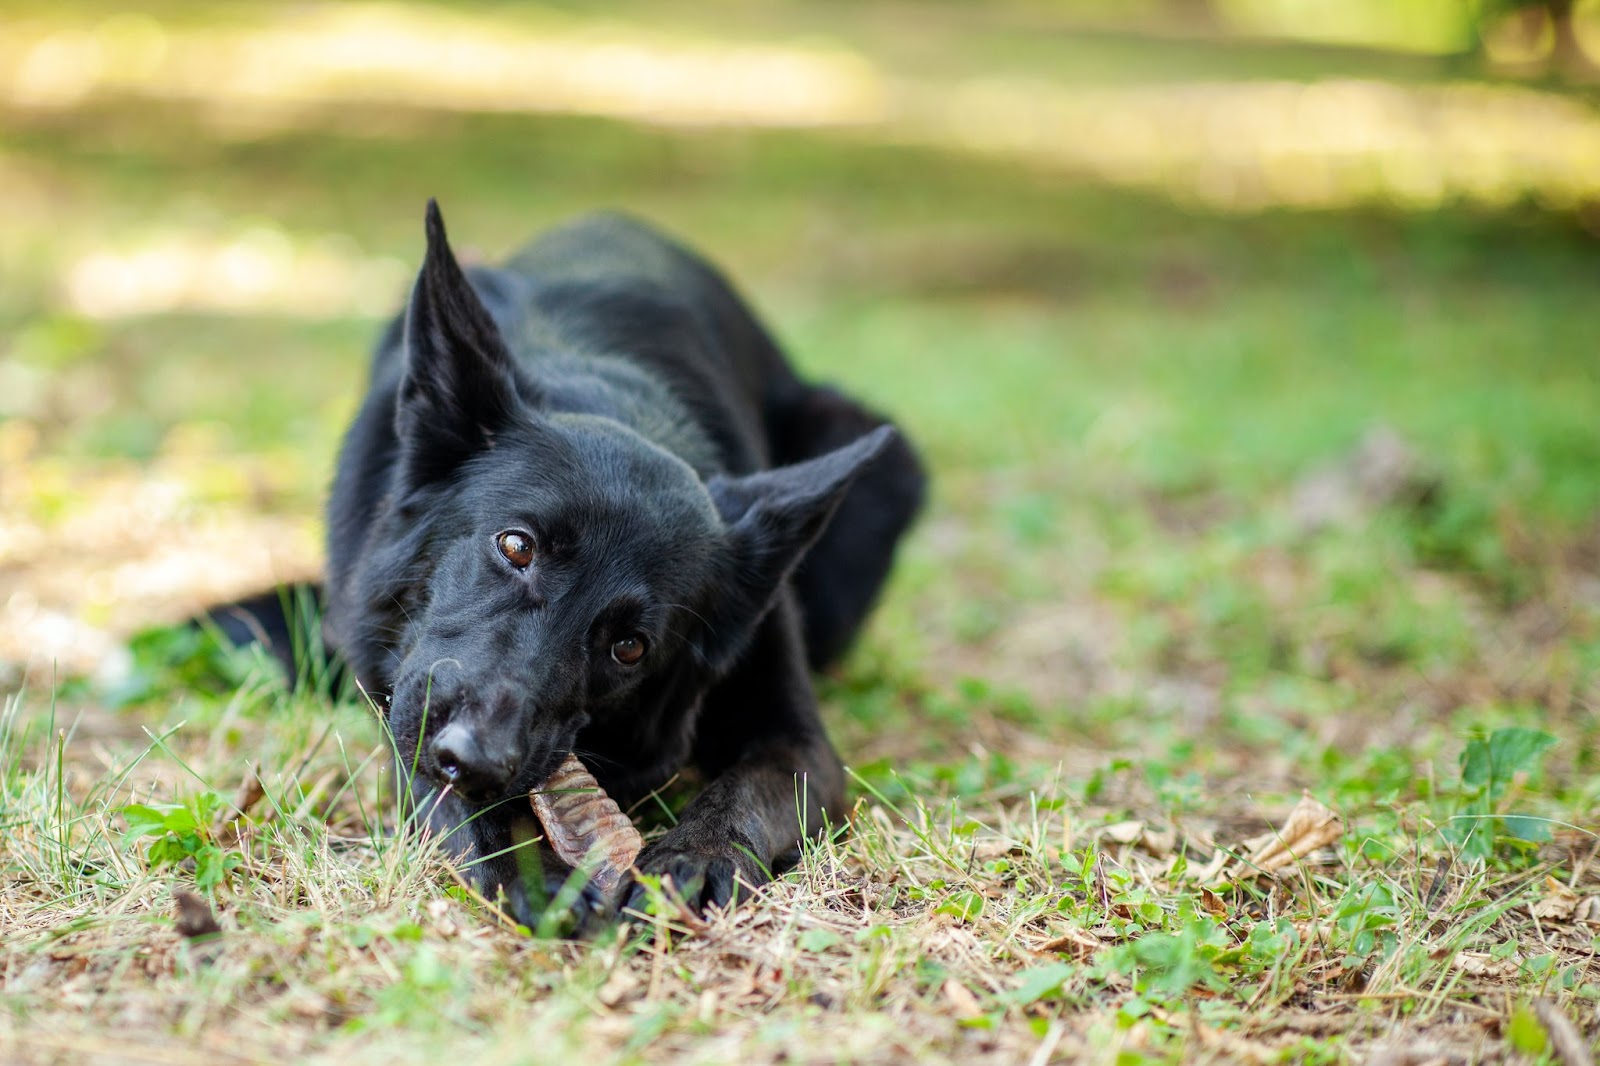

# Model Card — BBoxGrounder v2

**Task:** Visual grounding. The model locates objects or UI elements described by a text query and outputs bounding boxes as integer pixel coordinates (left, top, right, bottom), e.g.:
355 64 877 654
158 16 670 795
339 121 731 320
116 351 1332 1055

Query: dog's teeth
529 754 644 893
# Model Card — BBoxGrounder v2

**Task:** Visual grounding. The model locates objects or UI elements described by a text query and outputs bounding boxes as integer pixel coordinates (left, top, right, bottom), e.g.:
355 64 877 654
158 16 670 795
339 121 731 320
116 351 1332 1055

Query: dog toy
530 754 644 892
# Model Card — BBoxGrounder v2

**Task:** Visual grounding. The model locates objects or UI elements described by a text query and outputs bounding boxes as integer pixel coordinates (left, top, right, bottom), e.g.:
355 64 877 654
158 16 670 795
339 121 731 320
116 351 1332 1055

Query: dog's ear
699 425 896 671
396 199 519 487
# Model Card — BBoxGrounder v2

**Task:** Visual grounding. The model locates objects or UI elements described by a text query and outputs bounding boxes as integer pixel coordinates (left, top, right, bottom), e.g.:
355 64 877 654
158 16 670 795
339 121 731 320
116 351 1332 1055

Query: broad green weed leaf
797 929 843 952
936 891 985 922
1484 729 1556 799
1497 814 1552 844
1002 962 1075 1006
120 804 171 839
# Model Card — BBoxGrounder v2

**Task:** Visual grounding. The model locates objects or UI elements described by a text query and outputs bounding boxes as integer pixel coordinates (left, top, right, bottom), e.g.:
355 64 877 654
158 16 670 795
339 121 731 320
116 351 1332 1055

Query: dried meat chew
529 753 644 893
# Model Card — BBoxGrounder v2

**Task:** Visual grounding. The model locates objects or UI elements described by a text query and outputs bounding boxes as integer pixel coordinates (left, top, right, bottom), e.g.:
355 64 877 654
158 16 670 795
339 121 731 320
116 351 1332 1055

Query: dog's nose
430 721 517 798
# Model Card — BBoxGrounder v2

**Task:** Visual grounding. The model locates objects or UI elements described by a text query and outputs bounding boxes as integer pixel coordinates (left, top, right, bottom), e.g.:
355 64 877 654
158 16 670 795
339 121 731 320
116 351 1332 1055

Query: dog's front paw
543 867 615 934
620 839 768 918
484 863 611 938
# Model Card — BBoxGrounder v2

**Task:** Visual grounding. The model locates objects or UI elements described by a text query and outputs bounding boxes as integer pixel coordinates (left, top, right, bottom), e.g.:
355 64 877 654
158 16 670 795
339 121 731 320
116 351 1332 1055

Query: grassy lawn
2 4 1599 1064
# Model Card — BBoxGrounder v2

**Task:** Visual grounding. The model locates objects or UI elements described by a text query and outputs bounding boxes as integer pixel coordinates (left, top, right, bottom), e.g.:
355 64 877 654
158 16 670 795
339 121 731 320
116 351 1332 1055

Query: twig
1026 1021 1065 1066
1532 998 1595 1066
6 1032 270 1066
625 772 681 817
1318 991 1500 1018
1422 855 1453 912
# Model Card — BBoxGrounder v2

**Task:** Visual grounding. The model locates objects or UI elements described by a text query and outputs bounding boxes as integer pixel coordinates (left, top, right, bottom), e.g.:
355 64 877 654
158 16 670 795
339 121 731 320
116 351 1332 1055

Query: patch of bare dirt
0 422 321 685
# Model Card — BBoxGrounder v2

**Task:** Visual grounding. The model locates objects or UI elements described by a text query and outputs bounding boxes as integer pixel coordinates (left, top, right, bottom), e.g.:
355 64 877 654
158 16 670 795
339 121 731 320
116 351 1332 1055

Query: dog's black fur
257 202 923 924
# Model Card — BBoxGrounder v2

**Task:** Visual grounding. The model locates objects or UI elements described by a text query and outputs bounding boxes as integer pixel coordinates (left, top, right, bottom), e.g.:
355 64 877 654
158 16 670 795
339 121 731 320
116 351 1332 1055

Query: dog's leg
623 598 844 913
769 387 927 670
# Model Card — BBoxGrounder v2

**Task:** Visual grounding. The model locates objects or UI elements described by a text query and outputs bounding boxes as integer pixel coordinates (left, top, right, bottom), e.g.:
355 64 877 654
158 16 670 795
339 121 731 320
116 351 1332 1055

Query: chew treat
530 753 644 892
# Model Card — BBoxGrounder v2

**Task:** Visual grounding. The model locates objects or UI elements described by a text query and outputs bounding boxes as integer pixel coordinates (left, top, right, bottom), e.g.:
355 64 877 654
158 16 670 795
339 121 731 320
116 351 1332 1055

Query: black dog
270 202 925 925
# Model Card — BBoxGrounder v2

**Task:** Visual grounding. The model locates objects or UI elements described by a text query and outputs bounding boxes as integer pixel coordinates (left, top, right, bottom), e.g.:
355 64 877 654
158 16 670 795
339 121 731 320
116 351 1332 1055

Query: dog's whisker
660 623 712 668
662 602 713 633
386 593 418 627
567 747 626 774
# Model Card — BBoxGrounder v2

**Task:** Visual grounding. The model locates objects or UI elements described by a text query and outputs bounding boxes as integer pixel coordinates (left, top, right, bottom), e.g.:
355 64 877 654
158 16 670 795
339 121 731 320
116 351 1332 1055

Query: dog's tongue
529 753 644 893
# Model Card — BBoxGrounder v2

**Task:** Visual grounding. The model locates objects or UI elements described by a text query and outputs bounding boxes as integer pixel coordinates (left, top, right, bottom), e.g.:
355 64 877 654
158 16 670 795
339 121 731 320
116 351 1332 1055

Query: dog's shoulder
502 212 766 361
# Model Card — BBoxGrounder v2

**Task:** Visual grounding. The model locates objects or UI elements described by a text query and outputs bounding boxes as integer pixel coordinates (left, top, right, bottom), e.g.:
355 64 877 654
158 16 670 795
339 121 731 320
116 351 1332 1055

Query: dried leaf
1531 877 1580 922
1193 849 1230 884
1236 793 1343 877
1097 820 1144 845
1140 826 1177 857
942 978 982 1019
1421 855 1453 912
425 898 459 937
172 891 221 940
1366 1043 1462 1066
598 968 641 1008
230 765 267 819
1034 929 1101 961
1451 950 1517 978
530 754 644 893
696 989 719 1024
1200 887 1229 918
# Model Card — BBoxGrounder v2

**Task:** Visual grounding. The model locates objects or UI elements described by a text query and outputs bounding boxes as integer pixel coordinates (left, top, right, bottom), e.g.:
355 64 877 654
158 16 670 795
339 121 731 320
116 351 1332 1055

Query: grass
3 3 1600 1063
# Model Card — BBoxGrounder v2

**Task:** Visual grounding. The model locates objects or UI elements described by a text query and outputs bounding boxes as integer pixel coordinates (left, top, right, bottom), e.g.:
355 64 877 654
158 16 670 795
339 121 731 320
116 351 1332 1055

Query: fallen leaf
1233 793 1343 878
1200 887 1229 918
426 898 459 937
284 991 333 1020
1193 849 1230 884
1575 898 1600 926
942 977 982 1019
1366 1043 1463 1066
1452 950 1517 978
172 892 221 940
1097 820 1144 845
598 968 641 1008
1034 929 1101 961
696 988 719 1024
1140 826 1177 857
214 765 267 841
1531 877 1580 922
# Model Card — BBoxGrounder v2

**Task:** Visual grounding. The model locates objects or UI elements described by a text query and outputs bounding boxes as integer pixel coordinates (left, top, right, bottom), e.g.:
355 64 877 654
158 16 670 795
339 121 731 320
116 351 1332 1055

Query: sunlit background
2 0 1599 685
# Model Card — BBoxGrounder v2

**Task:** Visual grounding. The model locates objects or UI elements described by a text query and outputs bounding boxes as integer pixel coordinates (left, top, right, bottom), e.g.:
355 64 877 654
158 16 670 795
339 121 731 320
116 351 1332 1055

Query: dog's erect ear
699 425 896 671
396 199 519 487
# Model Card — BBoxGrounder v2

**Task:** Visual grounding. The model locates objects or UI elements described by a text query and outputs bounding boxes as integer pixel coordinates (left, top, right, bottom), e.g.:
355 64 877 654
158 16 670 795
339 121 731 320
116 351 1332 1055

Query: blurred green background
2 0 1598 780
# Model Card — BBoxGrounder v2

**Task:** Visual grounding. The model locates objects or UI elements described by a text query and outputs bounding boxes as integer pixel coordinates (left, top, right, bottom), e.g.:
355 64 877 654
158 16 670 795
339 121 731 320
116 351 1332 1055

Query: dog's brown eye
495 530 535 568
610 635 646 666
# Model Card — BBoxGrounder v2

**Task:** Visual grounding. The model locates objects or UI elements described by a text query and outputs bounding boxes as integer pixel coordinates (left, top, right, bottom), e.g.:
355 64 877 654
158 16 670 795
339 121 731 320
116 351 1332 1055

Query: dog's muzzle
427 719 521 802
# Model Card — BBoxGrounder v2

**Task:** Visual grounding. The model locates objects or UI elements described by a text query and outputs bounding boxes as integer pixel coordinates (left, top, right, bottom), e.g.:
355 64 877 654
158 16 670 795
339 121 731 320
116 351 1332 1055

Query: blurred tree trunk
1163 0 1217 33
1545 0 1588 73
1474 0 1594 75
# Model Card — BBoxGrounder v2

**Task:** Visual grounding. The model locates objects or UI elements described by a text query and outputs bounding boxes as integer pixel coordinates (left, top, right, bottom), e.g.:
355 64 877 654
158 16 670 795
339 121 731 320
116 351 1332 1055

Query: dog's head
359 202 891 805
